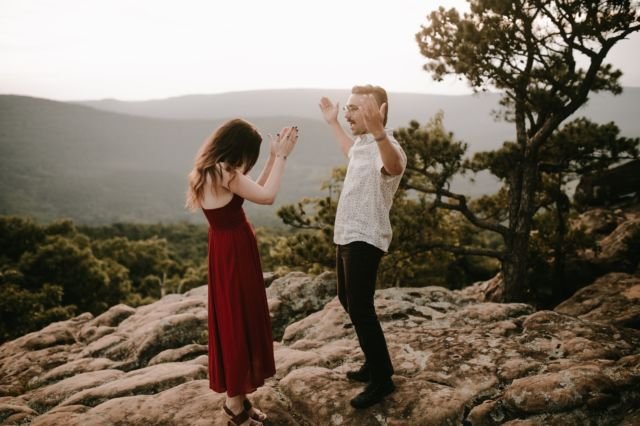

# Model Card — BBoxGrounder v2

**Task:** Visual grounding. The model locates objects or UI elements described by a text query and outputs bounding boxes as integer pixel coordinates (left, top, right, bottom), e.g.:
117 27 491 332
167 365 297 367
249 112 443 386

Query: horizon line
2 85 639 104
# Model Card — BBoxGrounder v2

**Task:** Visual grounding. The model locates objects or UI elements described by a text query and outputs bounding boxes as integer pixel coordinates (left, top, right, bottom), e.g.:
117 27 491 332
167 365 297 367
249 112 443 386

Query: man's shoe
350 378 395 409
346 363 370 383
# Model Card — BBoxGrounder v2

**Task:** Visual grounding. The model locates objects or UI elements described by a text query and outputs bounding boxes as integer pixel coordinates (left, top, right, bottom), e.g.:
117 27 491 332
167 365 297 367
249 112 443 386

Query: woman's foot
222 401 263 426
243 398 268 422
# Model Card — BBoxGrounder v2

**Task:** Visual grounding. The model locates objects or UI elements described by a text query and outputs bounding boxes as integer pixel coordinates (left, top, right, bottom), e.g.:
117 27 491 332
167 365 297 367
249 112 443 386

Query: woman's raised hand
275 126 299 158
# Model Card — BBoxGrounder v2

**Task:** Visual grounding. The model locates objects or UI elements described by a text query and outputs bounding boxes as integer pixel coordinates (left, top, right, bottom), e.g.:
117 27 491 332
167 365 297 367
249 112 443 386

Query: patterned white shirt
334 130 407 252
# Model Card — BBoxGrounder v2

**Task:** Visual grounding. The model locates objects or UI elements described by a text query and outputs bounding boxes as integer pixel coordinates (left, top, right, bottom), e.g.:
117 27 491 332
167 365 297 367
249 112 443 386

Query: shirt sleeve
376 135 407 180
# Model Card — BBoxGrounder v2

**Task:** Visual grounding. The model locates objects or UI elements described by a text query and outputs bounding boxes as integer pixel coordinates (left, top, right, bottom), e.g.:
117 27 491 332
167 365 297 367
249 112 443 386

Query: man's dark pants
336 241 394 383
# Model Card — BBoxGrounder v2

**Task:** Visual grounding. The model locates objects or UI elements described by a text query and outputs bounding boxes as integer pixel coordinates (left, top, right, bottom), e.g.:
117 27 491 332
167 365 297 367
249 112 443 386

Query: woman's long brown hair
186 118 262 211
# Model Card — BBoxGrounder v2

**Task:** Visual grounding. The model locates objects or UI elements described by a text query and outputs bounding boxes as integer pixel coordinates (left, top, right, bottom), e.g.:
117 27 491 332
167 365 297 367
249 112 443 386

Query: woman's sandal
222 404 263 426
244 398 268 422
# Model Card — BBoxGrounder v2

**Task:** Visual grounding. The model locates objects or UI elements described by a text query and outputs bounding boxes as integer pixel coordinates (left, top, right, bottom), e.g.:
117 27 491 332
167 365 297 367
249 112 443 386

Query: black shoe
346 363 370 383
350 378 395 409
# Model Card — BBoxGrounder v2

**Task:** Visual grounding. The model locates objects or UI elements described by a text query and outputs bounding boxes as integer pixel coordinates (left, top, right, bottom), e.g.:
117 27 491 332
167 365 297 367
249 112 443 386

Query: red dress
202 193 275 397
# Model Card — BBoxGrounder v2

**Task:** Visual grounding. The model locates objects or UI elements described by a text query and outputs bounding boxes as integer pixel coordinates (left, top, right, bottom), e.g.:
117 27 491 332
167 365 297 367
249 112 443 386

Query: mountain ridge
1 88 638 226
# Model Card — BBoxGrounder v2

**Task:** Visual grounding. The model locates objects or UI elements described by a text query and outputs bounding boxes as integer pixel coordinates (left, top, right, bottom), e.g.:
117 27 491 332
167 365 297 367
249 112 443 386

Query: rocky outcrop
267 271 337 340
543 206 640 302
1 272 639 425
574 159 640 208
570 207 627 236
572 207 640 274
554 272 640 329
458 272 504 303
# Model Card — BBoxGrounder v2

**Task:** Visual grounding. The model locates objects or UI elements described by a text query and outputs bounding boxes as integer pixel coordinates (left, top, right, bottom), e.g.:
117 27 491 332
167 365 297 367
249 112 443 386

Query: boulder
267 271 337 340
554 272 640 329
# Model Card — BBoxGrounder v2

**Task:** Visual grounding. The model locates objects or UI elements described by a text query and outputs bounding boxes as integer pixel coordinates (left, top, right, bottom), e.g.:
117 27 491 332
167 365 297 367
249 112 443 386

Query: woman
186 118 298 426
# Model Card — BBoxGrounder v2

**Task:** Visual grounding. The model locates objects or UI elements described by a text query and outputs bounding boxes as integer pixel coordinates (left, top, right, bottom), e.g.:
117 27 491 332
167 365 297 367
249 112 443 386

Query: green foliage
395 110 640 305
394 113 505 285
527 211 598 276
530 119 637 299
468 187 509 222
170 263 208 294
416 1 637 105
466 118 639 214
0 216 211 343
398 112 468 193
542 118 639 175
383 193 455 287
91 236 179 298
0 266 77 343
263 154 500 288
267 232 334 275
0 216 46 263
0 280 76 343
79 222 208 267
415 0 640 302
18 235 130 314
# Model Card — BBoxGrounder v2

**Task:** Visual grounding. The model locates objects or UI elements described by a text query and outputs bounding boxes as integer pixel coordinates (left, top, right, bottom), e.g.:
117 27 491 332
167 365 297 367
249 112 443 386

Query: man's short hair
352 84 388 126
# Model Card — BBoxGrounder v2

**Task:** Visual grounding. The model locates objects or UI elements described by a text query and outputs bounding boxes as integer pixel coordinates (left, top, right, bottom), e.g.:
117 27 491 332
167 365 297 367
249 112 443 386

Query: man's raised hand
361 94 386 137
318 97 339 125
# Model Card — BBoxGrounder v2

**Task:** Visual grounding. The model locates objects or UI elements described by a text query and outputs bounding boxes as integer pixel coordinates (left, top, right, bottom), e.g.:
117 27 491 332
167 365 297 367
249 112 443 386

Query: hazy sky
1 0 639 101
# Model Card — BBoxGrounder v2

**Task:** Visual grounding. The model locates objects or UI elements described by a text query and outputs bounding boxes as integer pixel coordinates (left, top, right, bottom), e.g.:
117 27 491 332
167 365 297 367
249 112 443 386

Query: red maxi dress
202 193 275 396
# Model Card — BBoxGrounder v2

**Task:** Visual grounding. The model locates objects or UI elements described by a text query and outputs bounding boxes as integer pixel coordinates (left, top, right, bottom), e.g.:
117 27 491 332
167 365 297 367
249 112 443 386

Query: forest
2 113 639 344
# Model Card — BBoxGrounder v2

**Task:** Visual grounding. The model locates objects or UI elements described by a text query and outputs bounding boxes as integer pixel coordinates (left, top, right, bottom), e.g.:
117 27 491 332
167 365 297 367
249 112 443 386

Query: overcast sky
1 0 639 101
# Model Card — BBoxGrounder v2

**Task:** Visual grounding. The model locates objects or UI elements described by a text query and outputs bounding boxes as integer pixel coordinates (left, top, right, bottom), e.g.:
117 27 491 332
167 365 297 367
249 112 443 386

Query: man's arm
362 95 404 176
374 133 405 176
319 97 353 158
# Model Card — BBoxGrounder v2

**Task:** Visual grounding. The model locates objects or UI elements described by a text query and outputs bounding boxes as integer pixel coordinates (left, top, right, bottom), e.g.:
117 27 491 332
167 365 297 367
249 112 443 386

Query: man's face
344 94 368 136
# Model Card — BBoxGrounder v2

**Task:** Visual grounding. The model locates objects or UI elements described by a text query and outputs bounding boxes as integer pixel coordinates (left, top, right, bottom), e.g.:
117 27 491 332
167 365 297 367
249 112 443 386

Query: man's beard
349 121 365 135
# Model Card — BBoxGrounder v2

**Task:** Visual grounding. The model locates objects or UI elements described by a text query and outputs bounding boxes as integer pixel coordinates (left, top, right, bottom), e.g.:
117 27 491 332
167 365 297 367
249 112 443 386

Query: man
318 85 406 409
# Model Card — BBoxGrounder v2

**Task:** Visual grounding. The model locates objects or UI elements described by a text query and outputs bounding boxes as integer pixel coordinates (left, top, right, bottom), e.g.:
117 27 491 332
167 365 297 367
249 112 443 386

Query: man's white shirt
333 130 407 252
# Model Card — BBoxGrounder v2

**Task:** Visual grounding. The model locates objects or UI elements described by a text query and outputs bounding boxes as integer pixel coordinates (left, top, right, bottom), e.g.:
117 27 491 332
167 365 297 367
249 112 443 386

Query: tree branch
433 198 508 237
405 182 510 236
403 180 434 194
280 220 327 231
414 242 506 260
531 24 640 150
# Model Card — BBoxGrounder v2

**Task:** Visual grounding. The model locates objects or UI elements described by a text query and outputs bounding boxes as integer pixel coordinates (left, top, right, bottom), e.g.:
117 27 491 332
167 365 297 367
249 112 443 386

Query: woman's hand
275 126 299 158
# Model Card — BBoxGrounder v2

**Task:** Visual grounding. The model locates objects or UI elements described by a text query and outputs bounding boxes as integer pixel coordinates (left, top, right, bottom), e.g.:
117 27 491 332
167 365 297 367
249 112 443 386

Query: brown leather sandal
244 398 268 422
222 404 262 426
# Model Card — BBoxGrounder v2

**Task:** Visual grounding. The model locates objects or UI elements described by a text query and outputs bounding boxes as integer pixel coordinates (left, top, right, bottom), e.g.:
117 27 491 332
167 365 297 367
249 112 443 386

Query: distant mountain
0 96 343 227
1 88 638 226
78 87 640 153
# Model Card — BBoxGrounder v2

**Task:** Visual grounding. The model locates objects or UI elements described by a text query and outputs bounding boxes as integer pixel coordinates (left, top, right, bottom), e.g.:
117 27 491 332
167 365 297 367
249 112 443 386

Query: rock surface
267 271 337 340
555 272 640 329
573 208 640 274
1 271 639 425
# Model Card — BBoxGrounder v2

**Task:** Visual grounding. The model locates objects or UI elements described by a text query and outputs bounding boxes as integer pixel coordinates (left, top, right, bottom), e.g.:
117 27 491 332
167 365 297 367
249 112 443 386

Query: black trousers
336 241 394 382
